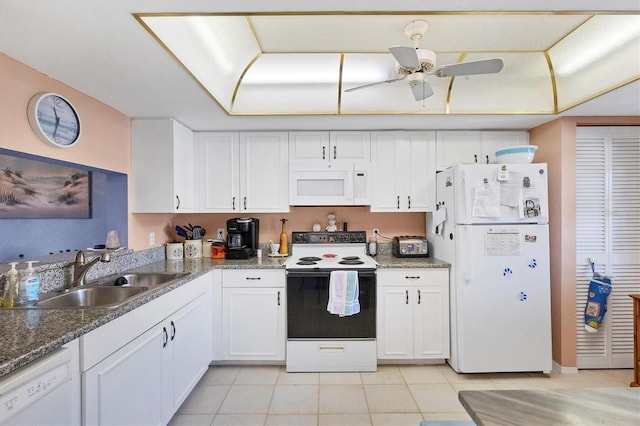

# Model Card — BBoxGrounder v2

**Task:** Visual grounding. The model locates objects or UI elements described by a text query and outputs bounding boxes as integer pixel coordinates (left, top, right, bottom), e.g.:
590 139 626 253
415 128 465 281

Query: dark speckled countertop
0 252 447 378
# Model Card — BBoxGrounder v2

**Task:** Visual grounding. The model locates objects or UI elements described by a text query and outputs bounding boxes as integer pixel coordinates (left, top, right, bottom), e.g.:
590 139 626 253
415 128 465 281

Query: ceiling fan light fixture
407 72 425 84
404 20 429 43
417 49 437 72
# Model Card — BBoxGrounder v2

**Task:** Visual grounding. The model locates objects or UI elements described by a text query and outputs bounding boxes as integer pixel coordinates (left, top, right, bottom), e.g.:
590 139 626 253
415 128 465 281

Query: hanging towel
327 271 360 317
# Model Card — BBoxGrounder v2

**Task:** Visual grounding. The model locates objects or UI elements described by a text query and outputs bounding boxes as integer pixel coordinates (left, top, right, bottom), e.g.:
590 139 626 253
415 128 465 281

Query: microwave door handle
345 171 354 201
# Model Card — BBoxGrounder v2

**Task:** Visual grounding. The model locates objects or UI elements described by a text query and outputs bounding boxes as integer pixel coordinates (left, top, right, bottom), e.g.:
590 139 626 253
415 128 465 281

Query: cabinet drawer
222 269 285 288
378 269 448 287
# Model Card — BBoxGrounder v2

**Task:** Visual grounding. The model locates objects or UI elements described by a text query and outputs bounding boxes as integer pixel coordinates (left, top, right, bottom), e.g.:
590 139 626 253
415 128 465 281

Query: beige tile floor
169 364 633 426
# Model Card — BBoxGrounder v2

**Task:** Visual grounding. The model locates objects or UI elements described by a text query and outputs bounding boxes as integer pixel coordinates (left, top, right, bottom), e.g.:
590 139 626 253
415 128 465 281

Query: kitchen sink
94 272 190 288
26 286 149 309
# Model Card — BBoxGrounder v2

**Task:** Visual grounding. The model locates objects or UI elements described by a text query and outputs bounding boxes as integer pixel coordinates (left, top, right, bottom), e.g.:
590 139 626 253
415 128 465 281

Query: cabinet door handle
333 145 337 159
162 327 168 348
245 277 262 280
232 196 236 210
322 146 326 160
417 289 421 304
397 195 400 209
485 155 489 164
170 321 176 341
277 291 281 306
405 276 420 280
474 154 478 163
405 290 409 305
407 196 411 209
175 195 180 210
243 196 247 210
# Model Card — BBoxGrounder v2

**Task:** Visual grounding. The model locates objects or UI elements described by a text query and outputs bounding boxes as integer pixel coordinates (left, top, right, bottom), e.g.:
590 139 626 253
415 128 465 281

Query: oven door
286 269 376 339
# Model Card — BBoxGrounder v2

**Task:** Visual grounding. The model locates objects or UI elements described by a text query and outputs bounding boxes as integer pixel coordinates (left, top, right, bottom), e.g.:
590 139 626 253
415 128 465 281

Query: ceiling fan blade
409 79 434 101
344 75 407 93
434 58 504 77
389 46 421 71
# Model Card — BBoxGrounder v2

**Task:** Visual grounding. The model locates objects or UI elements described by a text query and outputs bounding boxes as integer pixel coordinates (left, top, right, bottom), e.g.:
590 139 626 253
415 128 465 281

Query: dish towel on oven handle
327 270 360 317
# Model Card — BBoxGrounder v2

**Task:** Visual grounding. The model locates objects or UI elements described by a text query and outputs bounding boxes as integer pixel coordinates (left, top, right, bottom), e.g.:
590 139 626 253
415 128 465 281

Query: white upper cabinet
289 131 370 167
370 131 436 212
196 132 289 213
196 132 240 212
239 132 289 213
435 131 482 170
131 118 195 213
436 130 529 170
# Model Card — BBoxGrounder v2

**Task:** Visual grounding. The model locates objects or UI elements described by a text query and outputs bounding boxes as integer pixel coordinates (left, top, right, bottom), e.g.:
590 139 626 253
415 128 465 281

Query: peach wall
0 53 130 173
530 115 640 368
142 207 426 246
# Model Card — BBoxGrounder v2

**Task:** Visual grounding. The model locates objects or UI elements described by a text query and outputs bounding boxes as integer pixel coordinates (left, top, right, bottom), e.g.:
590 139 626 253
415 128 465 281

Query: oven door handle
286 269 376 279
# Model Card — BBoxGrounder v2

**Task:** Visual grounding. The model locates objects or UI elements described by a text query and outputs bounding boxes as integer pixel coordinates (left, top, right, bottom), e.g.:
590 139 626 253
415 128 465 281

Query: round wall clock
27 93 81 147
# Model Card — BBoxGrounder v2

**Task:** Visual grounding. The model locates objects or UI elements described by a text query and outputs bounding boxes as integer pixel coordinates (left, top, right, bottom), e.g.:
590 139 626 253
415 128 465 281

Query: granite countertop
0 252 447 378
458 387 640 425
0 256 287 378
373 254 449 269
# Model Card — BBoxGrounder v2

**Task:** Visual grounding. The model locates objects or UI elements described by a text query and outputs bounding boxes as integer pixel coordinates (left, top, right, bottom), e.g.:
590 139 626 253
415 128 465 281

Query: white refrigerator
428 163 552 373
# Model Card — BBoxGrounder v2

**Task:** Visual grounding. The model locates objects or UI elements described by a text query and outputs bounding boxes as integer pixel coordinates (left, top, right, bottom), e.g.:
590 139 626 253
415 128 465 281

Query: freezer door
452 164 548 224
453 224 552 373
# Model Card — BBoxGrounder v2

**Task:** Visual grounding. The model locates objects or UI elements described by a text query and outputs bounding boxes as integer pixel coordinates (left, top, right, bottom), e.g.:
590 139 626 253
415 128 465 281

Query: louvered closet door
576 126 640 369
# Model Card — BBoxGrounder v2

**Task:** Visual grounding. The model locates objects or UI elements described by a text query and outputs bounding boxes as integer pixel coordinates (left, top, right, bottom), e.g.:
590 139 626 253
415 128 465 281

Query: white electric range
285 231 377 372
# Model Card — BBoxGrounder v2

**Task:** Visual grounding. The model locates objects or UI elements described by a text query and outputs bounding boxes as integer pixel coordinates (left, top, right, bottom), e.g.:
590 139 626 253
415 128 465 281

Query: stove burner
296 261 318 265
299 256 322 262
342 256 361 261
338 260 365 265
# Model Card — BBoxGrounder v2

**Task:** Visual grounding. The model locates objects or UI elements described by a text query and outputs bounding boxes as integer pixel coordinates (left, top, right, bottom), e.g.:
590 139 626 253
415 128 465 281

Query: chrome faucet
72 251 111 288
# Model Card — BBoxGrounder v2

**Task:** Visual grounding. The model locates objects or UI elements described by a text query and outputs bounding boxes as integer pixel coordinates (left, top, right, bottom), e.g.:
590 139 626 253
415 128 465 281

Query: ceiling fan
345 20 504 101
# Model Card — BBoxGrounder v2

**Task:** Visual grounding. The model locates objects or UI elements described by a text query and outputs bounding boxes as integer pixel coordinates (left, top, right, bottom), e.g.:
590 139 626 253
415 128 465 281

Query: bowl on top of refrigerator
495 145 538 163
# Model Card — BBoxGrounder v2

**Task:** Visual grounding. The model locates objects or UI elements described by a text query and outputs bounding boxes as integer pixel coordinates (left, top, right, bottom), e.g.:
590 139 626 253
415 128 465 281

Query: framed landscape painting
0 153 91 219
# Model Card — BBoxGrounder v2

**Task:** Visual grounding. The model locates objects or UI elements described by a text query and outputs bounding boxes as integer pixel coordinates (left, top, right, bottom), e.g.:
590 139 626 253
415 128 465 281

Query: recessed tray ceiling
138 12 639 116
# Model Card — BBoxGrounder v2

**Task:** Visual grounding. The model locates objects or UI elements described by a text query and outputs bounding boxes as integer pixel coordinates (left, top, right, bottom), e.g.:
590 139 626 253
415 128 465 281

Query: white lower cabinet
83 322 165 426
377 269 450 360
81 273 213 425
221 269 286 361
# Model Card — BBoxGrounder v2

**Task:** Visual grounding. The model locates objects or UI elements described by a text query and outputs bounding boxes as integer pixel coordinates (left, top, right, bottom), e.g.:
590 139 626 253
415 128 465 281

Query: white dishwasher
0 342 78 426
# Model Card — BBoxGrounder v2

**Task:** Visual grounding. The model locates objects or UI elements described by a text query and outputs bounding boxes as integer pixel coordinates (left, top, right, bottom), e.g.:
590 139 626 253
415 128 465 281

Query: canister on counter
202 240 213 258
166 242 184 260
211 241 226 259
184 240 202 258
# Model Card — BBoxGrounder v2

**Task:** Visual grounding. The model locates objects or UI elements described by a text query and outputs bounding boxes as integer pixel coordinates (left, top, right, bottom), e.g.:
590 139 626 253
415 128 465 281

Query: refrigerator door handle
459 226 472 282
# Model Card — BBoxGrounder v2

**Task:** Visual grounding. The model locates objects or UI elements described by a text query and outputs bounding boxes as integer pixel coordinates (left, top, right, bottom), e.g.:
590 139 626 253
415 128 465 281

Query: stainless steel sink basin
95 272 190 288
30 286 149 309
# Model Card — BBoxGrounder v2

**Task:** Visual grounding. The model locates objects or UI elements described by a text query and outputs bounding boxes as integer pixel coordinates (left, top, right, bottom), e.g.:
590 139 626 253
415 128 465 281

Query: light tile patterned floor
169 364 633 426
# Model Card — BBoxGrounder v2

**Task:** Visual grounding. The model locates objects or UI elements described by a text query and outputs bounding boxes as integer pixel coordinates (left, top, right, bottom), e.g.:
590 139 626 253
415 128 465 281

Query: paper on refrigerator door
472 181 501 217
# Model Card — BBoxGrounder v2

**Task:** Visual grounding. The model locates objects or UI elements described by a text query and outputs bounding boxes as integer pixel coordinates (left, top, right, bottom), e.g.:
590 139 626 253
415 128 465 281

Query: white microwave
289 166 370 206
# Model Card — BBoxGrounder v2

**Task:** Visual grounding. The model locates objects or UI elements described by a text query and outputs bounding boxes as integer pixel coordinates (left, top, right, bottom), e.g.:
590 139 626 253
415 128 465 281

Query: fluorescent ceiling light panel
553 15 640 76
243 54 340 85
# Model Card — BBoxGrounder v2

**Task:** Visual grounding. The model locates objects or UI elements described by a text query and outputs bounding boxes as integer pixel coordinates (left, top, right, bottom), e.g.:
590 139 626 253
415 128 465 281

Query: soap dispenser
1 262 19 307
21 261 41 305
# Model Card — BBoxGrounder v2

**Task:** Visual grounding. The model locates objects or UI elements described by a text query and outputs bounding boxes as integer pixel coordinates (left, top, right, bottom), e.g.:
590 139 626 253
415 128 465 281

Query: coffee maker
225 218 259 259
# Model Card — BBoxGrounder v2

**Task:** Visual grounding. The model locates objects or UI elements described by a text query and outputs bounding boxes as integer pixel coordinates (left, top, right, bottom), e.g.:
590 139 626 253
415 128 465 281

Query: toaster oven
392 236 429 258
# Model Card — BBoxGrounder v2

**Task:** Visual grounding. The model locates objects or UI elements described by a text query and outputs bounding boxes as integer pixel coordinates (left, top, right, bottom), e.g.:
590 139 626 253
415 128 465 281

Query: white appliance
289 166 370 206
428 163 552 373
0 343 79 425
285 231 377 372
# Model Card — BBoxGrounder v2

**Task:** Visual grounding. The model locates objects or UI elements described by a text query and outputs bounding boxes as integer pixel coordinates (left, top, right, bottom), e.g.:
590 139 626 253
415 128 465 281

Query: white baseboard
553 360 578 374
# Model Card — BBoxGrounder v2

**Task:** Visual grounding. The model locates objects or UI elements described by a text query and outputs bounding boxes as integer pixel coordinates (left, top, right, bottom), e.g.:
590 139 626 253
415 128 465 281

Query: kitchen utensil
175 225 188 239
192 226 205 240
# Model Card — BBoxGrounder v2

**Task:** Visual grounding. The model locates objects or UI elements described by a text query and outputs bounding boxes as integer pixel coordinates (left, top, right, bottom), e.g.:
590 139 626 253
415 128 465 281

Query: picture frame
0 152 91 219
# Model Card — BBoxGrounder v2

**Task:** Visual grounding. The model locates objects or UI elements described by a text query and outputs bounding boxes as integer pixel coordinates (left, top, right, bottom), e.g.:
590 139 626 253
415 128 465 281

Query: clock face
28 93 81 147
